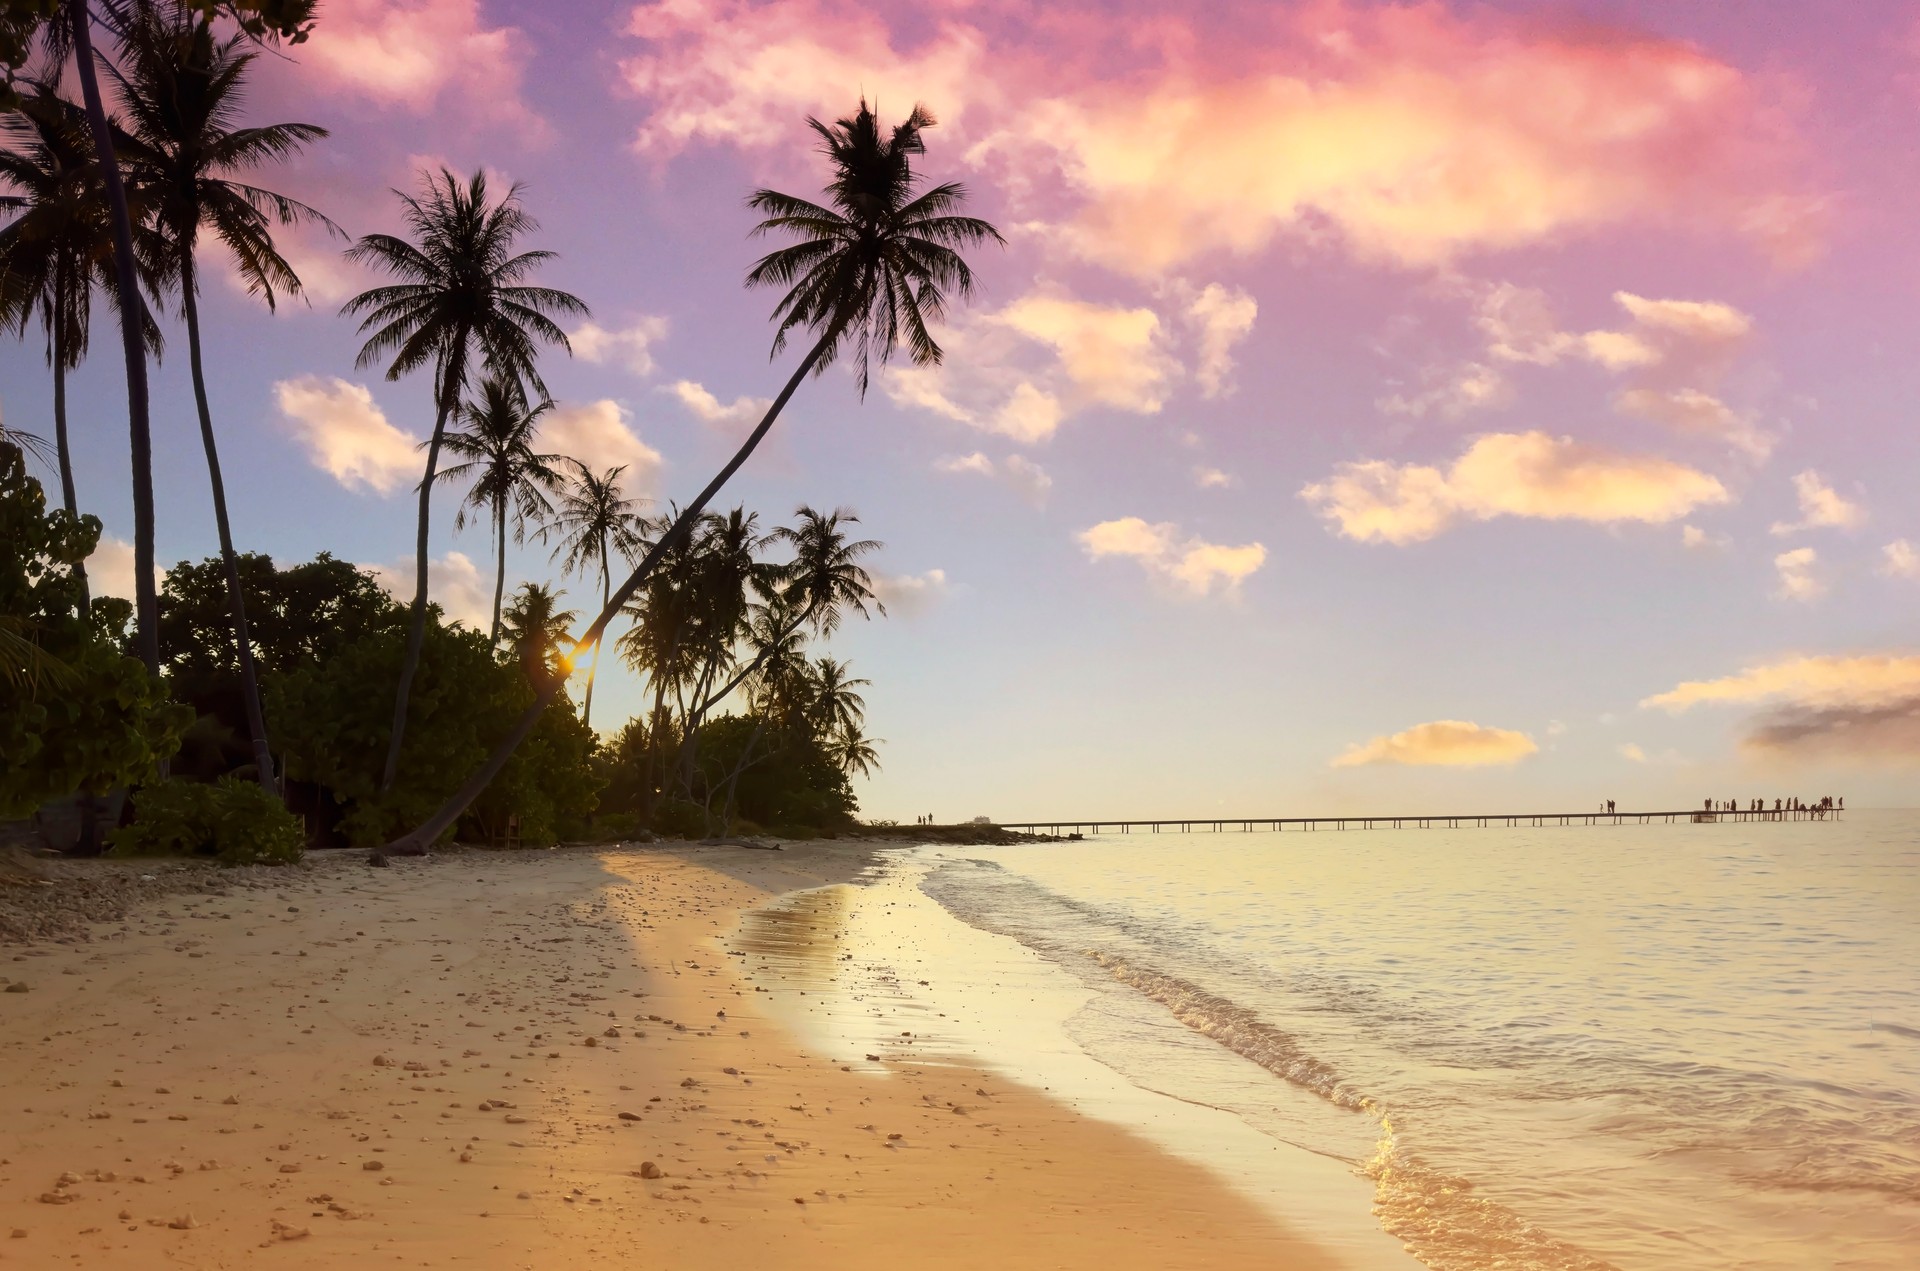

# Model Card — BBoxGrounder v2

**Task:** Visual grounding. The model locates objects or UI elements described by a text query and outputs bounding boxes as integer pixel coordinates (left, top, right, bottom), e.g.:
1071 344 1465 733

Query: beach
0 842 1363 1269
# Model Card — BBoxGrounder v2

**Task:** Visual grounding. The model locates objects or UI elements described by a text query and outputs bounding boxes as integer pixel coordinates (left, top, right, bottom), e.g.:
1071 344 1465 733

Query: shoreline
0 842 1369 1268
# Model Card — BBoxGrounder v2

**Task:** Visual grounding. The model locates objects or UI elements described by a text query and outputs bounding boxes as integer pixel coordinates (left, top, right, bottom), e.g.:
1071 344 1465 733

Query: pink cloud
620 0 1817 274
296 0 543 137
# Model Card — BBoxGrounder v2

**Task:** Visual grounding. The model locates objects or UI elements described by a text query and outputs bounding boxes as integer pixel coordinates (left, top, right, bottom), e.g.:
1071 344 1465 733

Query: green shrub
110 778 304 866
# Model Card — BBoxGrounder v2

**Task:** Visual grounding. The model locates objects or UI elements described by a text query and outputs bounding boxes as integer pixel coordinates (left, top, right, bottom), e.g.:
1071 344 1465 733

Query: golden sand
0 843 1352 1268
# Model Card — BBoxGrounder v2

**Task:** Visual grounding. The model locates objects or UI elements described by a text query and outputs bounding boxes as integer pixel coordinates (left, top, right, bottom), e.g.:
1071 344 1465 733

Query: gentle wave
1089 950 1624 1271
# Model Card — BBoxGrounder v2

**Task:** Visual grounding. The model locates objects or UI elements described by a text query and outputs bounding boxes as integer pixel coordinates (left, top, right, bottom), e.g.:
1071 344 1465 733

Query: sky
3 0 1919 820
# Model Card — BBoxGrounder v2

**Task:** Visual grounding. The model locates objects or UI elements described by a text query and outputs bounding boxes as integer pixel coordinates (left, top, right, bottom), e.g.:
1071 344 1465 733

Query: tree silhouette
342 167 585 795
0 79 165 615
545 460 647 728
387 99 998 855
111 0 333 789
433 376 563 645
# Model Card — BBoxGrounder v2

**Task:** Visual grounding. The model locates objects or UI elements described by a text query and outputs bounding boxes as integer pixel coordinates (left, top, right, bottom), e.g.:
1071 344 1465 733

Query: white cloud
1772 547 1823 602
1182 283 1257 399
1378 362 1510 420
1193 466 1235 490
621 1 1816 274
1454 285 1771 453
362 551 492 630
935 452 996 477
997 290 1179 414
883 286 1175 443
1644 654 1920 713
539 400 664 486
275 376 420 495
935 452 1052 505
570 317 670 376
1881 539 1920 579
85 536 160 604
1302 431 1730 545
668 380 772 432
296 0 544 136
1332 720 1538 768
1770 470 1865 535
1077 517 1265 597
1618 742 1646 762
871 569 949 618
1642 652 1920 761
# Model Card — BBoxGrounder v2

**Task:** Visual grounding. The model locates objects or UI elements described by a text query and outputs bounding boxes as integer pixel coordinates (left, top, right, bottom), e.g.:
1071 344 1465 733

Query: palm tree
387 99 999 855
831 722 881 781
807 655 867 741
0 80 165 610
689 504 880 727
109 1 332 790
433 376 562 645
545 460 647 727
343 167 587 792
498 581 576 690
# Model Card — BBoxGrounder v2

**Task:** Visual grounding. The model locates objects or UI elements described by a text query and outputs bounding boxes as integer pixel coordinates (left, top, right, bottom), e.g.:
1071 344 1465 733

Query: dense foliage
158 551 391 776
5 3 982 850
265 580 600 847
0 441 187 827
108 774 302 864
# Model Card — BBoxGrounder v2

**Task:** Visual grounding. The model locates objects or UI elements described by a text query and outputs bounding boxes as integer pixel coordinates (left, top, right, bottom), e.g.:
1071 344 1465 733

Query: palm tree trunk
380 333 830 857
68 0 158 676
380 339 467 793
489 496 506 647
50 273 89 610
179 250 277 792
581 546 607 727
686 594 820 735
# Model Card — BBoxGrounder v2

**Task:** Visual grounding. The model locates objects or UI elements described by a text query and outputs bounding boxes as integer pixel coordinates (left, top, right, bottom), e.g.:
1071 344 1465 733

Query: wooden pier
995 808 1839 835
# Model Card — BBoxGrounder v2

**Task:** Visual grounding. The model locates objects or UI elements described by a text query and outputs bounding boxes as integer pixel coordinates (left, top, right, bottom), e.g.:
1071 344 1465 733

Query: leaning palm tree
343 167 586 792
109 1 333 790
545 460 647 727
385 99 999 856
0 80 166 609
433 376 563 644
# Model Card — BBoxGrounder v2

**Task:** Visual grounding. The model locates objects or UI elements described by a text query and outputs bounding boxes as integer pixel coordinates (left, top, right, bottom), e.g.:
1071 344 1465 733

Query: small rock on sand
638 1161 663 1179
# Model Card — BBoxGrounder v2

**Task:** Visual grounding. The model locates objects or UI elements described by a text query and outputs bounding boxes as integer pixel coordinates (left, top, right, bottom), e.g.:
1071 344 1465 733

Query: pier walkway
995 808 1839 835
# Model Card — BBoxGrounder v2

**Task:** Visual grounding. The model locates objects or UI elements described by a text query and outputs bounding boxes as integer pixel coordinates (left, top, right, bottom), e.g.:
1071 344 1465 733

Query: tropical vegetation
0 0 999 861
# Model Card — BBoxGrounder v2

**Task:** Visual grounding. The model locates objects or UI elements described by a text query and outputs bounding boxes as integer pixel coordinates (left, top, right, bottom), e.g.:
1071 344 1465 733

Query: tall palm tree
0 79 165 611
343 167 586 792
387 99 999 855
433 376 562 645
545 460 646 727
110 1 331 791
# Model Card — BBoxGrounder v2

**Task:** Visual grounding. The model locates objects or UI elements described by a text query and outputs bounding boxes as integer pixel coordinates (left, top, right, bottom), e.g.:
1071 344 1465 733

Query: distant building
970 815 992 824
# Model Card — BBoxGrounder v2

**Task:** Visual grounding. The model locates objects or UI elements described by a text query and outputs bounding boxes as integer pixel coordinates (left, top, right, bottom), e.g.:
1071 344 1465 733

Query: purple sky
5 0 1918 818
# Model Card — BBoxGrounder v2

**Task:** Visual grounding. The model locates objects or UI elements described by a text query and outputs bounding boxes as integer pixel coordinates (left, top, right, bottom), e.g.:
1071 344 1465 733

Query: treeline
0 0 998 859
3 438 885 852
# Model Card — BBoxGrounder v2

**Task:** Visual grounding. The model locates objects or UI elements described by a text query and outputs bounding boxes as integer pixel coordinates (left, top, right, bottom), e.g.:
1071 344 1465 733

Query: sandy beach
0 843 1357 1269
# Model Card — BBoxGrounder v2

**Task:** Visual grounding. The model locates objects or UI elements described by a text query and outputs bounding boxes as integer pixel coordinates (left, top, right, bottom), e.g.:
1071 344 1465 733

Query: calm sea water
731 812 1919 1269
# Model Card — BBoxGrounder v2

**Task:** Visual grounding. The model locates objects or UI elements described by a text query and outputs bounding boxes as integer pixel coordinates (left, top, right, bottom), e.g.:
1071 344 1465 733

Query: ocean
730 811 1920 1270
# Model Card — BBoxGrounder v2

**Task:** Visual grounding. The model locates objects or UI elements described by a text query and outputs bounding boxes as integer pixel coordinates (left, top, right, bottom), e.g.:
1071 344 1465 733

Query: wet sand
0 842 1355 1268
